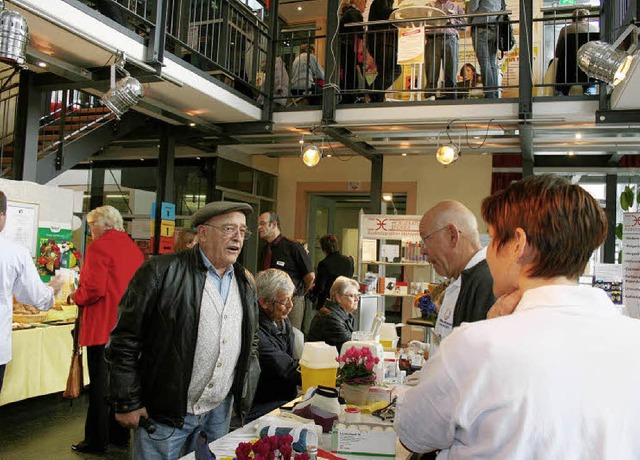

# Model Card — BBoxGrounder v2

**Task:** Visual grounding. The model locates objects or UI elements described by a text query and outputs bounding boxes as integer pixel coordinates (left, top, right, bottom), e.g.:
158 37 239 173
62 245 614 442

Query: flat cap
192 201 253 227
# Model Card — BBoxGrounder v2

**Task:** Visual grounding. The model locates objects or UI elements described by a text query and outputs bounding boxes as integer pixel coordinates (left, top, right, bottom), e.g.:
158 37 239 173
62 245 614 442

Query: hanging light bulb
301 144 321 167
0 0 29 65
436 144 459 165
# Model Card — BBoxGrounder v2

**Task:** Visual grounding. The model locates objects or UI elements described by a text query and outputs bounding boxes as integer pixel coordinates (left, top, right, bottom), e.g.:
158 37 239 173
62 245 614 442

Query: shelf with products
361 260 431 267
357 212 434 344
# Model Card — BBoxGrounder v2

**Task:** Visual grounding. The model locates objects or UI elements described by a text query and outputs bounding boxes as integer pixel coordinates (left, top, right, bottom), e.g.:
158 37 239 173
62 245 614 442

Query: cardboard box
331 422 396 458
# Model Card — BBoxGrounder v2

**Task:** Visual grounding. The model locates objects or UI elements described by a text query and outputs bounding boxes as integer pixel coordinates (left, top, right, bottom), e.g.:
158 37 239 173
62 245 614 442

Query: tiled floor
0 392 130 460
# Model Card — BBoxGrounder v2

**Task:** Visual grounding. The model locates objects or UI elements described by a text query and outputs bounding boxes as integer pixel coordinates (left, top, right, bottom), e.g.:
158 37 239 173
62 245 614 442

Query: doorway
307 193 407 269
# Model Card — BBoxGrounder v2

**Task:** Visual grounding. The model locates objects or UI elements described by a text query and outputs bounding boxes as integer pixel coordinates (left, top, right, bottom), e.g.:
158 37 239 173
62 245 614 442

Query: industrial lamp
436 144 459 165
436 124 461 165
101 54 144 118
0 0 29 65
578 24 638 86
301 144 321 167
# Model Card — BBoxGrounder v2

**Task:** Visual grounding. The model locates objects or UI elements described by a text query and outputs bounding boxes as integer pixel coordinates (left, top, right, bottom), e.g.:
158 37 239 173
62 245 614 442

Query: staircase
0 89 116 180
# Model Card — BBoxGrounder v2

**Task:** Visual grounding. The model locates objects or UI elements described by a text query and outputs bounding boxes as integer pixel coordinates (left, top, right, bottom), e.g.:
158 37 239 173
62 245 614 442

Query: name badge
276 261 285 267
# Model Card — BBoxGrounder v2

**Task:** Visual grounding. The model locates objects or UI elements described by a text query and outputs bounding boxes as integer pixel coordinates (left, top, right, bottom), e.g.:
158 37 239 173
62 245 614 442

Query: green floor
0 392 130 460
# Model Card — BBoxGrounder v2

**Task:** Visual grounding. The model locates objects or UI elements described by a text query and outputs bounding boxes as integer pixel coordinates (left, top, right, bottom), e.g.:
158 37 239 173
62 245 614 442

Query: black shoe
71 441 106 454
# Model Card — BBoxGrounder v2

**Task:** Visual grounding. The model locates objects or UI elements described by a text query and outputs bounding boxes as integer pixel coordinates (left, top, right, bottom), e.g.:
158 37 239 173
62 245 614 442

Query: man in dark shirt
258 211 314 331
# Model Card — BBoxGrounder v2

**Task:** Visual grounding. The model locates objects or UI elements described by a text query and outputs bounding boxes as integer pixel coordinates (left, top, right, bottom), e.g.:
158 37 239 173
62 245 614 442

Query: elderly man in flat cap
106 201 260 459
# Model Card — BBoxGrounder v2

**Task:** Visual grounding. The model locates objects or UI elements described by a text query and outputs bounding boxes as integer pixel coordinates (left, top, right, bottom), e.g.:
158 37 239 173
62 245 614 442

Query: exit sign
559 0 576 5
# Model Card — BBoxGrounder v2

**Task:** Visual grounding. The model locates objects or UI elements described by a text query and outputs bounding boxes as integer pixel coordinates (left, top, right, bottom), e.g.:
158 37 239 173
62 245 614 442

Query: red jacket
74 229 144 346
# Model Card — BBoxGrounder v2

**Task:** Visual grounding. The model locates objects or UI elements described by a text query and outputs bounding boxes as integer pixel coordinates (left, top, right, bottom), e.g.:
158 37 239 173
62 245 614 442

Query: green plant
615 184 640 263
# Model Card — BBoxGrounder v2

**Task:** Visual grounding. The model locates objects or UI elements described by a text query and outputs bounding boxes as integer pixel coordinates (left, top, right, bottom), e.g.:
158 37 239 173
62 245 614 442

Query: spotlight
101 54 144 118
0 1 29 65
578 42 633 86
382 193 393 202
436 144 459 165
301 144 321 167
578 25 638 86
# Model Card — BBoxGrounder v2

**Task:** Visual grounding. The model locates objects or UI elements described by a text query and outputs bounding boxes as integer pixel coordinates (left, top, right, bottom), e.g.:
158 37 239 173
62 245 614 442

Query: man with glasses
416 200 495 356
257 212 314 331
249 269 301 421
106 201 260 459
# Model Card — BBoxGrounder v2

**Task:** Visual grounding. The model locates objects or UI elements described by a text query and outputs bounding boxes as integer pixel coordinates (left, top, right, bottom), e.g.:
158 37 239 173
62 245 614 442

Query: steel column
12 71 43 181
89 167 106 210
369 155 383 214
322 0 340 125
604 173 617 263
153 124 175 255
518 0 533 176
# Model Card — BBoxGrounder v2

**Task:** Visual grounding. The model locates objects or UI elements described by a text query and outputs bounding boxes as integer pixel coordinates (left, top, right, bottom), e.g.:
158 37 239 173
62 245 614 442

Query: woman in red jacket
70 205 144 454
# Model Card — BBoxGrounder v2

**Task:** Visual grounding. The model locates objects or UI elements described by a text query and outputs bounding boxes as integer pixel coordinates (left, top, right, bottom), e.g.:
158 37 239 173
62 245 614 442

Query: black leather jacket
106 246 260 428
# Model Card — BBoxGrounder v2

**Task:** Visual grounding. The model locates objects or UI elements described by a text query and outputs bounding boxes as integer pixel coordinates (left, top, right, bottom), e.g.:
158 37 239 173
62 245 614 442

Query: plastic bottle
370 311 385 342
307 445 318 460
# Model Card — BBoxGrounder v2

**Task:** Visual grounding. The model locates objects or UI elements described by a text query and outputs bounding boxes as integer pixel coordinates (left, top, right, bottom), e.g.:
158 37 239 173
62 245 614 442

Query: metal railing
83 0 270 102
0 68 21 179
533 10 601 97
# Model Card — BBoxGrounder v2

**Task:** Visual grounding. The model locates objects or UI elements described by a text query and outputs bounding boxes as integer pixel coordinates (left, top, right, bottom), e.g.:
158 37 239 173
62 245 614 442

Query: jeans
472 25 499 98
424 35 459 98
133 393 233 460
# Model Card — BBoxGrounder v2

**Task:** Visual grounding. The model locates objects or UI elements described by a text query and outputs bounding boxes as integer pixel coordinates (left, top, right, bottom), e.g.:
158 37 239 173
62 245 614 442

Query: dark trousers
0 364 5 392
85 345 130 449
367 32 401 102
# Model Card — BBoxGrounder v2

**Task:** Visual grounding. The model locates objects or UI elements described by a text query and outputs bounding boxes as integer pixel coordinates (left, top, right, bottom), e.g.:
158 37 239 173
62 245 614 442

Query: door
307 195 337 268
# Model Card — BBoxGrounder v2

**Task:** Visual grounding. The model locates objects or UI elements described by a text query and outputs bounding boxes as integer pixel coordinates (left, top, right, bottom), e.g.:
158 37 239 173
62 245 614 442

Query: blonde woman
70 205 144 454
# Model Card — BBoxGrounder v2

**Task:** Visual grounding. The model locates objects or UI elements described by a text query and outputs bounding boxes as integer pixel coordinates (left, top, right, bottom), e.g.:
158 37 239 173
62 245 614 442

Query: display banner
359 214 422 240
397 26 425 64
622 212 640 318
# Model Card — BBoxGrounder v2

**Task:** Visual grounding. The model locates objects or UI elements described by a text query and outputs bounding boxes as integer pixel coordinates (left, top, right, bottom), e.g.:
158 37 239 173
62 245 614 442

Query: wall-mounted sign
3 200 39 257
360 214 422 240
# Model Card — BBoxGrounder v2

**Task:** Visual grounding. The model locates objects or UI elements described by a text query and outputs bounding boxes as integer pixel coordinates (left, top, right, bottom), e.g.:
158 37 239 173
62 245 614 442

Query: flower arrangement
336 346 380 386
37 239 82 276
235 434 309 460
414 293 438 323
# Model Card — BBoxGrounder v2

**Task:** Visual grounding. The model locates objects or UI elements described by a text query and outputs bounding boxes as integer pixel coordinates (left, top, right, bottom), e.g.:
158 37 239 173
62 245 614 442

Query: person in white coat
0 190 62 391
396 175 640 459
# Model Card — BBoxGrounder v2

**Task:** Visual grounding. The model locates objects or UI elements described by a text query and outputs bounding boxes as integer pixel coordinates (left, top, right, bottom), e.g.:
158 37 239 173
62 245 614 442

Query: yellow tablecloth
0 324 90 406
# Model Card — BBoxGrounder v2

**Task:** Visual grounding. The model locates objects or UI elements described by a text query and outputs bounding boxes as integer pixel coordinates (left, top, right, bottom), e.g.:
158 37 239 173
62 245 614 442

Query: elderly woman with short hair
307 276 360 353
70 205 144 454
249 269 302 421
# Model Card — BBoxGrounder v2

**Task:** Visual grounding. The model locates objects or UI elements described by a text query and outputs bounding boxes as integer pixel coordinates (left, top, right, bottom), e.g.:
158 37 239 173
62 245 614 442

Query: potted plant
337 346 379 406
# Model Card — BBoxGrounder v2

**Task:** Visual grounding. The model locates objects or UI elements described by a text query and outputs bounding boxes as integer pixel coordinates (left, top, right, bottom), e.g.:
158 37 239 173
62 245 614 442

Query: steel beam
36 112 148 184
323 127 377 161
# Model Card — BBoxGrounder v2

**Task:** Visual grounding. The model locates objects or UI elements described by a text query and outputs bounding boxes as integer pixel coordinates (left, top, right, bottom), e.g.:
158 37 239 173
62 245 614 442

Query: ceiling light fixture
301 144 321 167
297 5 303 10
436 123 461 165
101 53 144 118
578 25 638 86
0 0 29 65
36 61 47 68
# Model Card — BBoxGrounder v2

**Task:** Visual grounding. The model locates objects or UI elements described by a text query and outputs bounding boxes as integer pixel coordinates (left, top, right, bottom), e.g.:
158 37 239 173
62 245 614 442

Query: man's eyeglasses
202 224 252 240
422 225 449 242
272 297 293 307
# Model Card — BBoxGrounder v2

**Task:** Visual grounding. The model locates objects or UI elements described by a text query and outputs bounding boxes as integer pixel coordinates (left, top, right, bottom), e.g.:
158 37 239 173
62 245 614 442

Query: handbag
497 0 515 57
63 315 84 399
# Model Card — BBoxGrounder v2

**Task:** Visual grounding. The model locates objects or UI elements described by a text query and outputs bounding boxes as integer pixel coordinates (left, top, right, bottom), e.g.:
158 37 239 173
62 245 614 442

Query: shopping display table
181 394 412 460
0 324 89 406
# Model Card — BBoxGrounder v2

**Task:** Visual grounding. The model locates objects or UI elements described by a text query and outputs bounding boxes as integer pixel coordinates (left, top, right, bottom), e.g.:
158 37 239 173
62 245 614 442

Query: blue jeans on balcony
472 25 499 99
424 34 459 98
